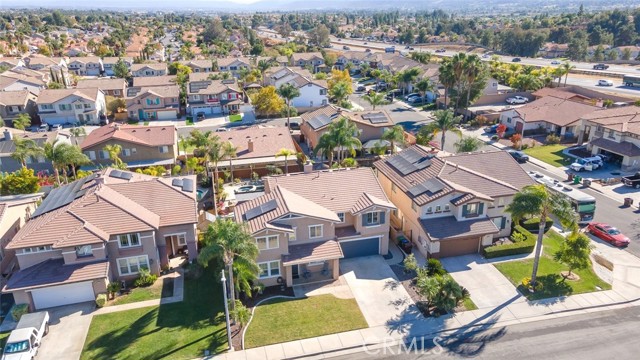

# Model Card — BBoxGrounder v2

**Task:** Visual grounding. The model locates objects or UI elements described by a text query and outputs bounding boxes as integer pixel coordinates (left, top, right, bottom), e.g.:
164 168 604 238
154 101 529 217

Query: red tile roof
81 124 176 150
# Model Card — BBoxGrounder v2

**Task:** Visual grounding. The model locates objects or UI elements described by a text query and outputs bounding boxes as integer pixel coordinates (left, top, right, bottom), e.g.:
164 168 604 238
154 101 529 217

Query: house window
444 204 450 212
117 255 149 276
608 129 615 139
289 227 297 242
99 150 109 159
497 197 504 207
59 104 71 111
118 233 141 248
320 89 327 95
22 245 52 253
426 206 433 214
596 125 603 132
364 211 384 226
463 203 481 217
256 235 279 250
337 212 345 223
258 260 280 278
193 95 200 101
76 245 93 257
411 201 418 212
308 260 325 267
309 225 323 239
159 146 169 153
507 117 512 123
435 205 442 213
123 149 131 157
75 104 83 109
84 104 91 109
492 217 507 230
114 90 121 95
85 151 96 160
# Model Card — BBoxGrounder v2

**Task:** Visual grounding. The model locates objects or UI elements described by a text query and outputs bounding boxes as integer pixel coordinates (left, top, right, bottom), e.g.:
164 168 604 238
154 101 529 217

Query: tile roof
215 126 296 161
291 52 323 62
345 111 394 128
282 240 344 266
217 57 251 67
126 85 179 99
442 151 536 191
580 106 640 135
102 56 133 65
419 216 499 241
179 59 214 68
132 63 167 72
76 78 126 91
188 79 241 95
37 88 101 104
531 87 591 101
80 124 176 149
0 131 59 155
590 137 640 157
132 75 177 87
511 96 599 127
3 259 109 292
0 90 32 106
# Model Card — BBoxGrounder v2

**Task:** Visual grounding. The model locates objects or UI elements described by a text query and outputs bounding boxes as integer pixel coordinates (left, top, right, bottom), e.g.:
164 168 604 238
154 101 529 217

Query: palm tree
275 148 296 174
43 140 86 185
560 62 575 87
454 135 483 153
506 184 578 290
222 141 238 182
329 81 350 104
438 58 455 109
186 157 200 175
329 117 362 163
463 54 485 112
314 132 338 168
416 125 436 146
12 114 31 134
69 127 86 145
414 78 434 104
381 125 405 154
198 219 259 311
188 129 213 157
11 138 42 168
397 68 421 95
257 59 274 86
427 110 462 152
103 144 124 169
359 63 371 77
277 83 301 130
362 92 387 110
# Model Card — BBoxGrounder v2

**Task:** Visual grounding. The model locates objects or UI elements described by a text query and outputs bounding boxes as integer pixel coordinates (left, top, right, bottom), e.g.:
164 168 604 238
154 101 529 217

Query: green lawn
81 268 226 360
244 294 368 349
109 278 169 306
0 331 9 351
522 144 571 168
462 297 478 311
229 114 242 122
494 230 611 301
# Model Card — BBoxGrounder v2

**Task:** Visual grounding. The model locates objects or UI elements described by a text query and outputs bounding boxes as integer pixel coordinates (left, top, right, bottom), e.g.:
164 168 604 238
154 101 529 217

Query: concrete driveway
441 254 525 309
340 256 417 328
36 302 95 360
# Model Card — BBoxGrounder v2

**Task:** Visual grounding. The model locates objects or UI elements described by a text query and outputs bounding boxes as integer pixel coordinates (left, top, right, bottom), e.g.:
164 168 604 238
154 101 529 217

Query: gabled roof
510 95 599 127
0 90 32 107
131 63 167 72
217 57 251 67
4 258 109 292
80 124 176 149
37 88 101 104
215 126 296 162
127 85 179 99
291 52 324 62
188 79 241 95
133 75 177 87
76 78 126 91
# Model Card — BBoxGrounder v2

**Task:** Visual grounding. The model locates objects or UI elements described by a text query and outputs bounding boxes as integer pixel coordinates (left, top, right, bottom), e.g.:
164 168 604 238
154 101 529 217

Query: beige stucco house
0 194 43 276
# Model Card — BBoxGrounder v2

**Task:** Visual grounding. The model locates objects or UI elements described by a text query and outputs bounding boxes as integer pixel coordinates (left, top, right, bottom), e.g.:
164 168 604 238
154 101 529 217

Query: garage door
31 281 95 309
438 237 480 258
340 237 380 258
157 110 177 120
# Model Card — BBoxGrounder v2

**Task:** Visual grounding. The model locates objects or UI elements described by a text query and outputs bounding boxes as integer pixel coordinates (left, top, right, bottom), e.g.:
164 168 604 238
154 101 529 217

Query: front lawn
494 230 611 301
522 144 571 167
109 277 173 306
81 268 226 360
243 294 367 348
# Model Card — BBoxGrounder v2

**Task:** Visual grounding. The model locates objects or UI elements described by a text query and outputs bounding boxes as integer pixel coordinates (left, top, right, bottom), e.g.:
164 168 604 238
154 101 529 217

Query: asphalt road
330 305 640 359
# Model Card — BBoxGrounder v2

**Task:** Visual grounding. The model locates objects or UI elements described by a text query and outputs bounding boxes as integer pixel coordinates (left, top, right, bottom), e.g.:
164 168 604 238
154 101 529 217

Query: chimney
304 160 313 173
114 123 121 130
248 139 254 152
3 129 12 141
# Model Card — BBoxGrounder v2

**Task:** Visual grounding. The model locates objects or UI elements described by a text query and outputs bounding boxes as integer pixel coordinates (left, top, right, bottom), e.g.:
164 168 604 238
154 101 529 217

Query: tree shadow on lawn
143 327 227 360
517 274 573 301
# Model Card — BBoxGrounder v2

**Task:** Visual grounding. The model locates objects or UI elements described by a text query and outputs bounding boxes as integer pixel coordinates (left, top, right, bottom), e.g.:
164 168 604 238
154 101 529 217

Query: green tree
314 132 338 168
553 232 593 278
506 184 578 290
12 113 31 133
560 62 575 87
103 144 125 169
277 83 301 130
42 140 87 185
328 117 362 163
47 82 64 89
11 138 42 168
113 58 130 78
362 92 387 110
426 110 462 152
416 125 435 146
438 58 455 108
222 141 238 183
229 300 252 330
275 148 296 174
414 79 434 103
396 68 421 95
188 129 214 157
256 59 274 85
381 125 405 154
622 48 633 60
107 98 126 115
454 135 483 153
0 168 40 196
328 81 351 104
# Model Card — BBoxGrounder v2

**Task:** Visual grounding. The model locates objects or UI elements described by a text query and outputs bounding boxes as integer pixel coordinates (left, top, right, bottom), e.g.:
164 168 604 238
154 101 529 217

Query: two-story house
2 168 198 310
67 57 103 76
216 57 251 78
290 52 325 73
187 79 244 116
126 86 180 121
374 146 535 258
131 63 168 77
37 88 106 125
0 129 71 175
265 67 328 111
0 194 43 276
334 51 376 71
179 60 215 73
80 124 177 170
102 57 133 76
0 72 47 95
132 75 177 88
0 57 25 69
234 167 395 287
77 78 127 98
0 90 38 126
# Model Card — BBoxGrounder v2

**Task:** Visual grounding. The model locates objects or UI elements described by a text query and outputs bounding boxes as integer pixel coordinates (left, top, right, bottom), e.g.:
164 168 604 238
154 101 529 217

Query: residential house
67 57 103 76
335 51 375 71
2 168 198 310
37 88 106 125
131 63 168 77
102 57 134 76
374 146 535 258
0 73 47 95
264 67 328 111
23 56 70 87
0 57 25 69
577 106 640 171
179 60 214 73
187 79 244 116
290 52 325 72
0 129 70 175
126 85 180 121
132 75 177 88
235 167 395 287
0 90 38 126
216 57 251 78
188 72 219 82
539 43 569 58
77 78 127 98
0 194 43 276
80 124 177 170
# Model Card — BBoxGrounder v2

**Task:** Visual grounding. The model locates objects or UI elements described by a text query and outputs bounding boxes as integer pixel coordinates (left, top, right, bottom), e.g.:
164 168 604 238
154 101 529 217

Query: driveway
340 256 417 327
37 302 95 360
441 254 524 309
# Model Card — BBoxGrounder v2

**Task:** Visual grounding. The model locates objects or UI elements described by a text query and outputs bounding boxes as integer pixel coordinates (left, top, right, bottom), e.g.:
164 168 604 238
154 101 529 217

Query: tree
275 148 296 174
12 114 31 133
328 81 351 104
454 136 483 153
222 141 238 183
381 125 405 154
506 184 578 290
362 92 387 110
328 117 362 163
426 110 462 152
43 140 90 184
103 144 124 169
416 125 435 146
566 31 589 61
198 219 259 311
250 86 285 118
107 98 126 115
202 19 227 44
314 132 338 167
309 24 330 47
622 48 633 60
229 300 251 330
0 168 40 196
47 82 64 89
438 58 455 108
496 123 507 138
327 69 353 89
277 83 300 130
560 62 575 87
410 52 431 64
11 138 42 168
553 232 593 279
256 59 274 85
414 79 434 103
510 133 522 149
113 58 129 79
396 68 421 95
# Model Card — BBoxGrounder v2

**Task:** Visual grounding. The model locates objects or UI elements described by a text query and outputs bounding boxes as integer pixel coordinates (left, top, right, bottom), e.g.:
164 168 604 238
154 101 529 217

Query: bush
491 135 499 141
510 231 527 243
107 282 122 297
95 294 107 308
403 253 418 273
426 258 446 276
520 217 553 233
134 268 158 287
11 304 29 322
172 165 182 176
545 133 561 145
521 143 529 150
483 225 536 259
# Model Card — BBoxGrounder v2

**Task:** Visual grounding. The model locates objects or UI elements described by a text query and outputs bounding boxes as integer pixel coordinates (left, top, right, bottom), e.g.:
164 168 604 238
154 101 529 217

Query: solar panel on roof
244 199 278 221
182 178 194 192
307 113 333 130
31 174 97 218
109 170 123 178
408 179 444 197
121 172 133 180
388 149 432 175
172 178 184 187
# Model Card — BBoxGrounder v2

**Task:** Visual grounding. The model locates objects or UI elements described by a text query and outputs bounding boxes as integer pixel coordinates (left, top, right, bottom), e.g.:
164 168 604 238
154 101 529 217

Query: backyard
81 268 226 360
495 230 611 301
523 144 571 168
243 294 368 348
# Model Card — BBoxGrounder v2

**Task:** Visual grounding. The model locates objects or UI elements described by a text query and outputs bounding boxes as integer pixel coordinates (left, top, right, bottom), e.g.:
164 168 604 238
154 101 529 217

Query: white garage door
157 110 177 120
192 107 212 116
31 281 95 309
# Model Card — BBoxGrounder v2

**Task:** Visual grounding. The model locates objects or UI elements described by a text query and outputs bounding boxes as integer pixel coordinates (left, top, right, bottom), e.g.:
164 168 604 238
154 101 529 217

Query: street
330 305 640 359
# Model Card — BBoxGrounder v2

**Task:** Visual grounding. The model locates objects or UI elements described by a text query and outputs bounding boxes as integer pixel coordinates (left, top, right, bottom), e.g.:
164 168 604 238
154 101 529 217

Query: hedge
483 225 536 259
519 217 553 234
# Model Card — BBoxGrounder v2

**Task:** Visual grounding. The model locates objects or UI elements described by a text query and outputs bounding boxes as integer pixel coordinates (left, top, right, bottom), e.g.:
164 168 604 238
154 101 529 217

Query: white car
506 96 529 104
598 79 614 86
551 60 561 65
570 157 603 172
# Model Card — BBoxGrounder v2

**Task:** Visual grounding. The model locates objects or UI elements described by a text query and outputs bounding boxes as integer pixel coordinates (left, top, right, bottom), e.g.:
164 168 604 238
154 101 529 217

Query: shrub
491 135 499 141
510 231 527 243
521 277 543 291
172 165 181 176
426 258 446 276
483 225 536 259
95 294 107 308
11 304 29 322
403 253 418 273
134 268 158 287
521 143 529 150
107 282 122 298
545 133 561 145
520 217 553 233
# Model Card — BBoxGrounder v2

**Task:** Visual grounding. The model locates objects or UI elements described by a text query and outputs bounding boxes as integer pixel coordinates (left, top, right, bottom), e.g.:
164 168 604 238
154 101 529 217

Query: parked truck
1 311 49 360
622 172 640 189
593 63 610 70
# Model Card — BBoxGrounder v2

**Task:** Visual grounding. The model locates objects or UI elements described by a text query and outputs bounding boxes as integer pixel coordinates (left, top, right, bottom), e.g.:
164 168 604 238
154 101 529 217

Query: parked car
594 153 610 162
508 150 529 163
408 96 424 104
593 63 609 70
356 85 366 92
343 45 350 50
506 96 529 104
551 60 561 65
512 57 522 62
196 112 206 120
404 93 420 101
397 235 413 253
622 172 640 189
2 311 49 360
374 83 388 91
597 79 614 86
435 48 446 53
365 48 371 52
587 222 630 247
289 122 300 130
363 42 368 45
482 53 490 58
215 127 228 132
385 89 402 100
569 157 603 172
484 124 499 133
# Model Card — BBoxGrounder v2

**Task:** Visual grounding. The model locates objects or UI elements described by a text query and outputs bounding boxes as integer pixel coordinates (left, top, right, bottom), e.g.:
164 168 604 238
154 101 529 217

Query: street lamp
221 269 233 352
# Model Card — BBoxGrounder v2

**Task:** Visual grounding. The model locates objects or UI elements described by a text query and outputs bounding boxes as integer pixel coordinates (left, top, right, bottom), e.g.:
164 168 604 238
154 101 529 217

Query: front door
292 264 299 279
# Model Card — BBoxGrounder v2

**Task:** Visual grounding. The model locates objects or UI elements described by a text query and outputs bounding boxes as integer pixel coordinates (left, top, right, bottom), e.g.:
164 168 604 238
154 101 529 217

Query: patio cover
282 240 344 266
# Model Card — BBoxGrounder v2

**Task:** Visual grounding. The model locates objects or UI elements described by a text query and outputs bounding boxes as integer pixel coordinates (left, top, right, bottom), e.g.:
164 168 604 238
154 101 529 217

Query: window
363 211 384 226
36 156 45 163
84 103 91 109
114 90 120 95
596 125 603 132
337 212 345 223
22 245 52 253
159 145 169 153
319 89 327 95
75 104 83 109
85 151 96 160
177 234 187 246
76 245 93 257
411 201 418 212
426 206 433 214
289 227 297 242
308 260 325 267
193 95 200 101
497 197 505 207
435 205 442 213
40 104 53 110
309 225 323 239
59 104 71 111
444 204 451 212
258 260 280 278
507 117 512 123
123 149 131 157
463 203 482 217
118 233 141 248
99 150 110 159
117 255 149 276
608 129 615 139
256 235 279 250
492 217 507 230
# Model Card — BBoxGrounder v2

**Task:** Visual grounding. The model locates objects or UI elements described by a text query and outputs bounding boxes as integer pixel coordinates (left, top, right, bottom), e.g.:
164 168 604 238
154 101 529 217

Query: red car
587 222 630 247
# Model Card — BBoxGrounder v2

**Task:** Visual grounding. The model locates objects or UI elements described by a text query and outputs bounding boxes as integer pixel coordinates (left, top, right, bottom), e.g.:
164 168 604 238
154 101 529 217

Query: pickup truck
2 311 49 360
622 172 640 189
593 64 609 70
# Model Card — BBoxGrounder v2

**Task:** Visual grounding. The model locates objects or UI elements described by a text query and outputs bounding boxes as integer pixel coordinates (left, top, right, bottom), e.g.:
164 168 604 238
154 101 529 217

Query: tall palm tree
560 62 575 87
314 132 338 168
11 138 42 168
506 184 577 290
275 148 296 174
414 78 434 104
69 127 86 145
188 129 213 157
463 54 485 112
381 125 405 154
198 219 259 311
329 117 362 163
257 59 274 86
362 92 387 110
328 81 350 104
426 110 462 152
277 83 301 130
103 144 124 169
43 140 86 185
12 114 31 134
438 58 455 109
416 125 436 146
222 141 238 182
397 68 421 95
